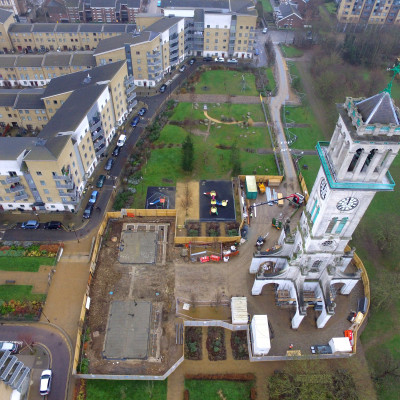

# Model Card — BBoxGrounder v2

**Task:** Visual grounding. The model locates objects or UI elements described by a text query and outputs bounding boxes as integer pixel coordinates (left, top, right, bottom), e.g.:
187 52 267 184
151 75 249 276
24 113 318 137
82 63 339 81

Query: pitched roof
9 24 33 33
93 32 150 55
160 0 229 10
0 55 17 67
278 3 302 19
15 55 44 67
43 52 72 66
0 137 38 160
43 60 125 97
70 52 96 66
356 92 400 125
0 8 13 23
14 89 46 110
145 16 182 32
0 89 19 107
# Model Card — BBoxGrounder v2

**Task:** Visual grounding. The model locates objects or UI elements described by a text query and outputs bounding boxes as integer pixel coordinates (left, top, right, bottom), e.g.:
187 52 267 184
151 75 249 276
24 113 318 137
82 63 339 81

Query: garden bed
185 327 202 360
231 331 249 360
206 327 226 361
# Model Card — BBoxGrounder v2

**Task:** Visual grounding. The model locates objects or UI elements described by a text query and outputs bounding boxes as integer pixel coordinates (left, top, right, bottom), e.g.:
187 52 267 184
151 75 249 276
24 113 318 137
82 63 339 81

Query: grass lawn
297 155 320 190
283 105 325 149
170 102 205 121
86 379 167 400
264 67 276 92
194 70 258 96
0 285 46 302
206 103 265 122
131 122 277 207
185 379 254 400
259 0 273 12
280 45 304 58
0 257 55 272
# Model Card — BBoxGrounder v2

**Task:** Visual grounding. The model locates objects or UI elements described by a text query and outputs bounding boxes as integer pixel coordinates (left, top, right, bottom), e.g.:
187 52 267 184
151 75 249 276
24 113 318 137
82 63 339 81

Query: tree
370 270 400 311
374 217 400 253
181 134 194 172
180 183 192 216
370 348 400 382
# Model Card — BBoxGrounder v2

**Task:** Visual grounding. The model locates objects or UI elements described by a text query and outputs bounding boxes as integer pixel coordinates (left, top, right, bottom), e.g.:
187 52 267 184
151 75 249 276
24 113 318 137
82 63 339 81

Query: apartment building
337 0 400 25
0 60 136 212
0 9 15 53
162 0 257 58
94 17 185 87
66 0 141 23
7 22 136 53
0 51 95 87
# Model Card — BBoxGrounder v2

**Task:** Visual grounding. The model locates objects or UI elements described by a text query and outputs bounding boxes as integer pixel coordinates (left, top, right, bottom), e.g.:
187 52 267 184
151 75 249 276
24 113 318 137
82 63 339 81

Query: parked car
254 49 260 56
131 116 140 127
89 190 99 204
112 146 121 157
40 370 52 396
262 27 268 34
83 203 93 219
159 84 167 93
138 107 147 116
0 341 19 354
215 57 225 62
227 58 238 64
21 220 39 229
104 158 114 171
46 221 62 230
189 58 196 65
96 175 106 188
203 56 213 62
117 134 126 147
179 65 186 72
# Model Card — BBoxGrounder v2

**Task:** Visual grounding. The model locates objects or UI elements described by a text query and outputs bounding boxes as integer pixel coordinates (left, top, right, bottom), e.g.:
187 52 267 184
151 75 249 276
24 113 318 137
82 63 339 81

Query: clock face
336 197 359 211
320 178 328 200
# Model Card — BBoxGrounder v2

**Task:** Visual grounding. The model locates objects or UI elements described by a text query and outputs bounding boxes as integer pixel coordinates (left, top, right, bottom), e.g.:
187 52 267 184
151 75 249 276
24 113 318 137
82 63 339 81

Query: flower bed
0 299 44 320
206 327 226 361
0 243 61 258
185 327 202 360
231 331 249 360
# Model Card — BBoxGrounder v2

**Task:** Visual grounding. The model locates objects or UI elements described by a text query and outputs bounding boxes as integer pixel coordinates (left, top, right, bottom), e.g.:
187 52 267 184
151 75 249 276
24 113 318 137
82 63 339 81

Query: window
47 197 52 202
36 171 42 176
40 180 46 186
43 189 49 194
310 260 322 271
335 218 348 234
325 218 338 233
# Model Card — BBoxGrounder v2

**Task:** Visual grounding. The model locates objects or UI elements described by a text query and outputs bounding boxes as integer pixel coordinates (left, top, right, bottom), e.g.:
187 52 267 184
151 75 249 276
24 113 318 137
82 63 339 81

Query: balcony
61 197 79 205
128 99 137 110
5 176 20 184
147 51 161 58
148 65 162 73
56 181 75 190
15 192 29 201
124 75 134 85
58 189 77 197
9 184 25 193
127 92 137 103
90 119 102 132
147 59 162 66
92 128 103 141
125 84 136 95
95 142 106 154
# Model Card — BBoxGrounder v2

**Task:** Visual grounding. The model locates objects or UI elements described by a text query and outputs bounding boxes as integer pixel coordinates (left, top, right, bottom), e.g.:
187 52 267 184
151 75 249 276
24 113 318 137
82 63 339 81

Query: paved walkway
173 93 262 104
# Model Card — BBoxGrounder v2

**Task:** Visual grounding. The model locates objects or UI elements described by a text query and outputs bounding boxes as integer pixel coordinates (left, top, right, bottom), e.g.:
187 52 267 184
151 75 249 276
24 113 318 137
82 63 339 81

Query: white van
117 134 126 147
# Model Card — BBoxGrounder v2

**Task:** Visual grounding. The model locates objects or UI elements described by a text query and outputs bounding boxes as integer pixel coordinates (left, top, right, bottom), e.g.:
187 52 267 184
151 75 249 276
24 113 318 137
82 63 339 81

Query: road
268 43 298 192
0 324 70 400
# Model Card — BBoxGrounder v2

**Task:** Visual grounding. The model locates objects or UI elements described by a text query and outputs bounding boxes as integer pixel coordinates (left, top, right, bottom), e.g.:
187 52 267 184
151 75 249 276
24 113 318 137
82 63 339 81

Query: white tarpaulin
329 337 352 353
231 297 248 324
251 315 271 355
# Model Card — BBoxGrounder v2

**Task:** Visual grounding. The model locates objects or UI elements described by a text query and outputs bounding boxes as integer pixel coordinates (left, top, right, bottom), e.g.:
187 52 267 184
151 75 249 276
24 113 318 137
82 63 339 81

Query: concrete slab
119 231 157 264
103 300 152 360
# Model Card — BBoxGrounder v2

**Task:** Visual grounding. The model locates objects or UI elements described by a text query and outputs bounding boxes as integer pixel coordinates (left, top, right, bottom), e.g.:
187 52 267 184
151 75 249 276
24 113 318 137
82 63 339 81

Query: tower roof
355 92 399 125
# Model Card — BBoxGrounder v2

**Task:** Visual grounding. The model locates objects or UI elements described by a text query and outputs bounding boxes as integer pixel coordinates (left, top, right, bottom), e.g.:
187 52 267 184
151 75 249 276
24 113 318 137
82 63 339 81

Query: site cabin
328 337 352 354
245 176 257 200
231 297 248 325
251 315 271 355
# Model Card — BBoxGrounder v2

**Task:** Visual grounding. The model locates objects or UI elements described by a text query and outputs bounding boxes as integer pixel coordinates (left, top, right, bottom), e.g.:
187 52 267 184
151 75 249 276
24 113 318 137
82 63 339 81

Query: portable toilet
245 176 257 200
251 315 271 355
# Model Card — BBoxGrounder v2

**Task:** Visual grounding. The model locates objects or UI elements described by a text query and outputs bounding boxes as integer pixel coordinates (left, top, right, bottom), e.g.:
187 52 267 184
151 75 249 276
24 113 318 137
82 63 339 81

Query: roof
32 23 56 32
25 135 70 161
230 0 257 14
251 315 270 354
94 32 150 55
9 24 33 33
70 52 96 66
0 55 17 67
0 137 38 160
278 3 301 19
40 84 107 139
103 24 126 32
145 16 182 32
0 89 19 107
161 0 229 10
64 0 80 7
0 8 13 23
55 23 80 32
79 24 103 32
43 60 125 97
43 52 72 66
15 55 44 67
90 0 116 6
356 92 400 125
14 89 46 110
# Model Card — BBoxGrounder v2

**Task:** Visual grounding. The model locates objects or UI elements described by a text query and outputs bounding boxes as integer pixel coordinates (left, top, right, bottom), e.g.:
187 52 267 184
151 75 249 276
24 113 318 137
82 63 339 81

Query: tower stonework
250 92 400 329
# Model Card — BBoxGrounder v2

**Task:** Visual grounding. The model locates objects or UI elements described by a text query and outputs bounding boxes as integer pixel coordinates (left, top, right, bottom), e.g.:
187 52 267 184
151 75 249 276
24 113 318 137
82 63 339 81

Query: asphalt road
0 324 70 400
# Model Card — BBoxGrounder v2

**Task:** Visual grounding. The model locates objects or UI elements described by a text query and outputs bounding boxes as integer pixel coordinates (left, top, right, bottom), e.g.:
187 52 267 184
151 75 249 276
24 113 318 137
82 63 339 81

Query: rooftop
161 0 229 10
93 32 150 55
43 60 125 97
0 137 38 160
0 55 17 67
43 53 72 66
14 88 46 110
0 89 20 107
0 8 13 24
15 55 44 67
145 16 183 32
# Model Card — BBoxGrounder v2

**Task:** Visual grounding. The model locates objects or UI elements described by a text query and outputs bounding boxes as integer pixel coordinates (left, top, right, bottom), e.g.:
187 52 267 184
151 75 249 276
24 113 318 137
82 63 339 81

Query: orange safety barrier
200 256 210 263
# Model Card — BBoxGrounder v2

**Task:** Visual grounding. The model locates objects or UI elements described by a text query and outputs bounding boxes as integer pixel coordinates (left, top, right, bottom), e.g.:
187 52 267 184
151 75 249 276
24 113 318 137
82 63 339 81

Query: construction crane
247 193 305 226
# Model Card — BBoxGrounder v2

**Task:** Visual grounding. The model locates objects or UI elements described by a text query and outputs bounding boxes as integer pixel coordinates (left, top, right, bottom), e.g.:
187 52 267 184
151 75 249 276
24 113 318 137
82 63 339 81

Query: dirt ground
176 181 200 226
86 217 182 375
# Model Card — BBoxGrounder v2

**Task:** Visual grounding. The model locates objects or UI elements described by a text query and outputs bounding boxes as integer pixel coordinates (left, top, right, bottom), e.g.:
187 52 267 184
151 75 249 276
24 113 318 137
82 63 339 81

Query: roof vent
35 138 47 146
83 73 92 84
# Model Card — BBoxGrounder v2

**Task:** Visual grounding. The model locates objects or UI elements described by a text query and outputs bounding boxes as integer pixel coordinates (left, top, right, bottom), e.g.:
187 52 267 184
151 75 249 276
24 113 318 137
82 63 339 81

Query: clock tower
250 90 400 330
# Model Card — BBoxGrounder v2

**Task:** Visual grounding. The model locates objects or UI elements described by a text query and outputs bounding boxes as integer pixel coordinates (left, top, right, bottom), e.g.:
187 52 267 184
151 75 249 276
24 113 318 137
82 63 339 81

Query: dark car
203 56 213 62
96 175 106 188
138 107 147 116
46 221 62 230
83 203 93 219
112 146 121 157
189 58 196 65
131 116 140 127
159 84 167 93
104 158 114 171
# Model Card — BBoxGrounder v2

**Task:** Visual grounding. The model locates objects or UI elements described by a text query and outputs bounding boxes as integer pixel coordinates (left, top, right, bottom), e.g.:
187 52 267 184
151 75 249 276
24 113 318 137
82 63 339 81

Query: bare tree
180 183 193 217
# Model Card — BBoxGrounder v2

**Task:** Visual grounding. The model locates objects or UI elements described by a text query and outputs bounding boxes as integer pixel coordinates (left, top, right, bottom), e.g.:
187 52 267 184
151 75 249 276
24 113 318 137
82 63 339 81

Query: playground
146 186 176 209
